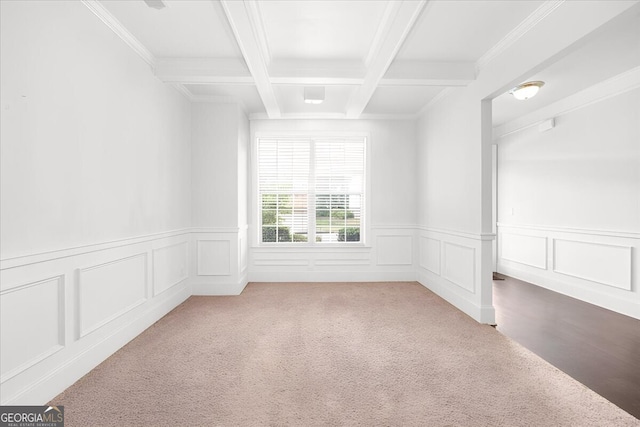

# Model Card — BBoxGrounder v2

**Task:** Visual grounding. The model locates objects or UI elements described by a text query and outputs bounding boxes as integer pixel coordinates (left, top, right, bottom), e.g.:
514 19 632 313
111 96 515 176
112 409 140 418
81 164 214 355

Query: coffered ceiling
91 0 636 122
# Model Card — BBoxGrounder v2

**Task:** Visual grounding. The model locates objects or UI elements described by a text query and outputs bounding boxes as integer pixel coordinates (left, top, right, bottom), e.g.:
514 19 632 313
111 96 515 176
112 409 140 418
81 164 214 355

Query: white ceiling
97 0 638 122
396 0 544 62
492 5 640 126
259 1 390 62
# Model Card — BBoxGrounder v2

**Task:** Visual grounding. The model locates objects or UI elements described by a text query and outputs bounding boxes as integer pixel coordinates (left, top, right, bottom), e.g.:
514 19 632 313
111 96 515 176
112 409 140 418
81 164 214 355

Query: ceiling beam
269 59 365 86
154 57 476 88
155 58 254 84
380 61 476 86
220 0 280 118
346 0 428 118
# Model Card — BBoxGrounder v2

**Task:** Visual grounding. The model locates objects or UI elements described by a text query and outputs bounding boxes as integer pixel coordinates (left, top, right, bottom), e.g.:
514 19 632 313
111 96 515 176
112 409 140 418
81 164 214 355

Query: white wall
191 103 240 229
0 1 191 259
190 103 249 295
0 1 192 405
497 88 640 319
414 1 637 324
498 89 640 232
248 119 418 282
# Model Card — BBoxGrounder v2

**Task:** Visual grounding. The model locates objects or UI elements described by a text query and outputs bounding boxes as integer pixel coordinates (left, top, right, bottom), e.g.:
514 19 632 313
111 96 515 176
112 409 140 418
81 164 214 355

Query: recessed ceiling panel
259 1 390 61
100 0 243 58
493 11 640 126
398 0 544 62
274 85 357 115
363 86 445 116
186 84 265 115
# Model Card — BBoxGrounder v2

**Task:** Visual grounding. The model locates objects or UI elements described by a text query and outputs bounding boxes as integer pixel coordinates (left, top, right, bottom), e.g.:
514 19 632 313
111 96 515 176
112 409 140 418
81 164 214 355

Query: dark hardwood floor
493 274 640 419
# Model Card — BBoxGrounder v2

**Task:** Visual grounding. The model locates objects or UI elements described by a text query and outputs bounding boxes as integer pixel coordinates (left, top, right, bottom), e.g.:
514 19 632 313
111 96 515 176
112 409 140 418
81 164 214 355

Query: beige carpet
52 282 639 426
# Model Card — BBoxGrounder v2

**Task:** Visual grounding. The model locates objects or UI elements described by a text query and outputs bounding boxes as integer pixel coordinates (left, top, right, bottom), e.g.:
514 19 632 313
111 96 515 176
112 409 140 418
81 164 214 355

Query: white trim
154 57 253 84
252 133 371 248
346 0 427 118
475 0 565 73
552 238 633 291
442 242 476 293
248 270 416 283
1 283 190 405
189 95 249 115
418 226 496 241
220 0 280 118
249 112 419 121
152 242 189 297
363 1 399 69
497 223 640 240
416 87 453 118
76 253 148 338
0 229 192 270
172 83 194 101
191 277 248 296
371 224 418 230
417 270 495 324
357 113 420 121
81 0 156 67
191 227 244 234
245 0 272 65
0 276 65 384
499 233 548 270
497 264 639 321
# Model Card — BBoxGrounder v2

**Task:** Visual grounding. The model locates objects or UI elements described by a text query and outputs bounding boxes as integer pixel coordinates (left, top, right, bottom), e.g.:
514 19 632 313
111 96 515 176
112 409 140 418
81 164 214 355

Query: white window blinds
257 137 366 244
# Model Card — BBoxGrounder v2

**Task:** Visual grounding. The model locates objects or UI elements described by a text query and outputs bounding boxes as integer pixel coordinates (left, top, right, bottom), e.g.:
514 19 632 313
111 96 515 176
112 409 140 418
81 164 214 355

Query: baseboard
416 269 495 324
247 270 417 283
498 264 640 321
3 283 191 405
191 275 249 296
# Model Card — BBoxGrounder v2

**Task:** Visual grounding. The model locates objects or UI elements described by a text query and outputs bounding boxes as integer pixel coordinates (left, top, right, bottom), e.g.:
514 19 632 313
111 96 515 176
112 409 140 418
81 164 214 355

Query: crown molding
154 57 253 84
475 0 565 74
172 84 195 101
248 112 416 121
191 95 249 116
414 87 454 119
81 0 156 68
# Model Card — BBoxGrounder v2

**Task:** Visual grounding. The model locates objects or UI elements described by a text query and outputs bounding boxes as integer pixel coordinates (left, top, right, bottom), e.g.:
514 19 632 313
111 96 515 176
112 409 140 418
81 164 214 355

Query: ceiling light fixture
143 0 166 10
304 87 325 105
509 81 545 100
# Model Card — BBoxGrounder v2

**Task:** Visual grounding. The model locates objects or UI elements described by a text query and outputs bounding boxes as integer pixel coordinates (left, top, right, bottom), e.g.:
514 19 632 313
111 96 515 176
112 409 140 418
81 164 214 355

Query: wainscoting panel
497 223 640 320
416 227 495 324
553 239 632 291
0 276 64 383
419 237 440 275
500 233 547 270
377 235 413 266
248 226 416 282
77 254 147 338
0 230 192 406
152 241 188 296
197 240 231 276
442 242 476 293
191 229 247 296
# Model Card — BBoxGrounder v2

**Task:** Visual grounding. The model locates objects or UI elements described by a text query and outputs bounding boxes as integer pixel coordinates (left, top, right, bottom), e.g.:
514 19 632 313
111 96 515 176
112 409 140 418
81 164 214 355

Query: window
257 136 366 245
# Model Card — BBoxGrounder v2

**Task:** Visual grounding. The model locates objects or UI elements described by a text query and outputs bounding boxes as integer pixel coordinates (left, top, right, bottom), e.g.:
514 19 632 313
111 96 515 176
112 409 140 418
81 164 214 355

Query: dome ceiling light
509 81 545 100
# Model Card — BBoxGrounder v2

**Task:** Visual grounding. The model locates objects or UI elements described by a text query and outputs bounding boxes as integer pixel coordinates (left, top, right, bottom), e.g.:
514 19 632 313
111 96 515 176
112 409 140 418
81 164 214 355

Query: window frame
252 131 371 248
